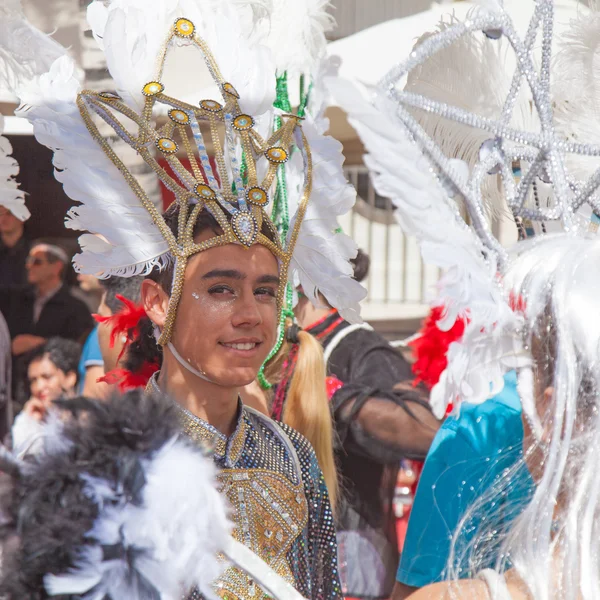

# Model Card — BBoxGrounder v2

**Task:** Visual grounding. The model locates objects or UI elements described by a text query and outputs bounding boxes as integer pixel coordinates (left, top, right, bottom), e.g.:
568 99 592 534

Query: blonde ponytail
282 329 339 514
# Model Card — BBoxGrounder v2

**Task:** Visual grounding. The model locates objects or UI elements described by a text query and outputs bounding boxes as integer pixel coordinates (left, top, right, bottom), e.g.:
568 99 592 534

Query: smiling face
145 233 280 388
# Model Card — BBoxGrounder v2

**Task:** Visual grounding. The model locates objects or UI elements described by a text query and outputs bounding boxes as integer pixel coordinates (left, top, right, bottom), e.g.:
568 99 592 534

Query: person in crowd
0 206 30 287
95 275 143 373
1 243 92 403
3 243 93 355
11 337 80 457
77 325 105 398
273 249 441 600
393 370 534 599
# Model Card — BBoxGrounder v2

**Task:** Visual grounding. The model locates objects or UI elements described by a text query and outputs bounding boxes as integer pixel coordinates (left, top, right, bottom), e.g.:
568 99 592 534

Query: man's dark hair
146 202 278 294
100 276 143 314
25 337 82 383
350 249 370 283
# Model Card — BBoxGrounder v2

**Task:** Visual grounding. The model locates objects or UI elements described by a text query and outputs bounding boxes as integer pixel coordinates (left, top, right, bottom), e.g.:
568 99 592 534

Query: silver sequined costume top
148 374 342 600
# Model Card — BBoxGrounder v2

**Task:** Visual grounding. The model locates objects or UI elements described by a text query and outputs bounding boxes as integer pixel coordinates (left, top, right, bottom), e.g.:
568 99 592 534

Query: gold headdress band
77 17 312 346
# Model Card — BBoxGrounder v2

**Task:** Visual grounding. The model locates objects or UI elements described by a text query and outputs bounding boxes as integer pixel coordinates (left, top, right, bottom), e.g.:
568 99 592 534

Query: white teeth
223 342 257 350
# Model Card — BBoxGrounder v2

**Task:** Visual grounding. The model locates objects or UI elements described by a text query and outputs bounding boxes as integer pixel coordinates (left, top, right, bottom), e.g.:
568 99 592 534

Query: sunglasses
26 257 47 267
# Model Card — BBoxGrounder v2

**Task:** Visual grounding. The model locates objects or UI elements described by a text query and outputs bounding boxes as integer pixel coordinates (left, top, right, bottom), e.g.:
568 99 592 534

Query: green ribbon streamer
258 72 314 390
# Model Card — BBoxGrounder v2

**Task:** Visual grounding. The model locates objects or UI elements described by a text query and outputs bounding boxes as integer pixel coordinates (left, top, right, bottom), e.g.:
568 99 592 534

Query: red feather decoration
93 294 147 352
98 361 160 392
409 306 468 391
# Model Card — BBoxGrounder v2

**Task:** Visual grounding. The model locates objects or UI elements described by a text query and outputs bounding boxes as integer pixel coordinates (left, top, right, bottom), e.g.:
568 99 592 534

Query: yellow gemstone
157 138 177 154
143 81 164 96
168 109 189 124
195 184 216 199
174 18 195 37
222 82 240 99
199 99 222 112
246 186 268 206
265 147 288 163
233 114 254 131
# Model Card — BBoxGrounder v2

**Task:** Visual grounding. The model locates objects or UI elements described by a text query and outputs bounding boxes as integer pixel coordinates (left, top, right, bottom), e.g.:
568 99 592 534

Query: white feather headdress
0 115 29 221
329 0 600 417
3 0 364 329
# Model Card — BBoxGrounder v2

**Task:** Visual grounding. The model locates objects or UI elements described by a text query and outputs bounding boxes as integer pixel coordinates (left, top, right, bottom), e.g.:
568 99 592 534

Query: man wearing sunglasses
1 243 93 403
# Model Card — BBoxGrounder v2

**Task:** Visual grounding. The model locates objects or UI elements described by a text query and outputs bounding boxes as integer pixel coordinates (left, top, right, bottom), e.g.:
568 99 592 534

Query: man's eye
208 285 234 295
255 287 276 298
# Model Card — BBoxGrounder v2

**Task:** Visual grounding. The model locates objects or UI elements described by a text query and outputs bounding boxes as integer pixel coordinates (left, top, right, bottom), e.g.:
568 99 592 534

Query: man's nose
232 294 262 328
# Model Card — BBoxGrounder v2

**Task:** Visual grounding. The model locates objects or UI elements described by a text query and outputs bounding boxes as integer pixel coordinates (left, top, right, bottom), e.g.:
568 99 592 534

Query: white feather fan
287 117 366 324
44 436 230 599
257 0 335 76
0 0 65 96
87 0 276 116
327 76 520 416
553 1 600 183
0 115 29 222
14 55 170 277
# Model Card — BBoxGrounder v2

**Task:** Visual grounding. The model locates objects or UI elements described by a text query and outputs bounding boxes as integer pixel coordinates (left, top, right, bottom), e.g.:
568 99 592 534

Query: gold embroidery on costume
215 469 308 599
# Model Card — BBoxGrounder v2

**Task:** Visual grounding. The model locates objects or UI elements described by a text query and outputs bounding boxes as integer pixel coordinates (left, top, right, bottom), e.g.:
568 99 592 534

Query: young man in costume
6 1 366 597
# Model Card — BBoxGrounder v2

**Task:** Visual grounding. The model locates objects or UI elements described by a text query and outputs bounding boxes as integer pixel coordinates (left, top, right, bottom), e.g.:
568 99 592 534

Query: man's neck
157 349 239 437
1 229 23 249
36 279 62 298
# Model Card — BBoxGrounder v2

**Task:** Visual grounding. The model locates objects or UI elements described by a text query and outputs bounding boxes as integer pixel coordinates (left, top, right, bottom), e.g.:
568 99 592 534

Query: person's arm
333 383 440 462
11 334 45 356
331 334 441 462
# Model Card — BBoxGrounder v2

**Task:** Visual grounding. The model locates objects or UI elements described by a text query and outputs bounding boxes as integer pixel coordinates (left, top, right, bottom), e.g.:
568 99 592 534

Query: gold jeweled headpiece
77 17 312 345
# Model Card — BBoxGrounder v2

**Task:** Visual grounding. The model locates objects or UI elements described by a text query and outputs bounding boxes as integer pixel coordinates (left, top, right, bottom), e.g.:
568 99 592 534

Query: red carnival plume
409 306 468 391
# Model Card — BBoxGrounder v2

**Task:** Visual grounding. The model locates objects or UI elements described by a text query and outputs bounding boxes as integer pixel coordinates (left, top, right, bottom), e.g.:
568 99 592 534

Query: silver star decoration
378 0 600 270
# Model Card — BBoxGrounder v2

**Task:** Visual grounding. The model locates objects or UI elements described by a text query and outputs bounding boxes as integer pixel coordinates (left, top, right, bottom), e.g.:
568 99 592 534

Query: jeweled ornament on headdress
76 16 314 345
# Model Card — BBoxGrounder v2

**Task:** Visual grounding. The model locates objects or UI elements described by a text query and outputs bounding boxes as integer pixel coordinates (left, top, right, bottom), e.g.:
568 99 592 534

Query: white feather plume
0 115 29 221
44 437 231 600
327 76 519 415
286 116 366 324
87 0 276 115
0 0 66 96
256 0 335 75
13 55 170 277
404 14 538 217
552 1 600 182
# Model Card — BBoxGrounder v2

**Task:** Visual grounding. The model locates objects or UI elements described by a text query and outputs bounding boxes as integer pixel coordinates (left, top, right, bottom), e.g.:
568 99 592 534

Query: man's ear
141 279 169 330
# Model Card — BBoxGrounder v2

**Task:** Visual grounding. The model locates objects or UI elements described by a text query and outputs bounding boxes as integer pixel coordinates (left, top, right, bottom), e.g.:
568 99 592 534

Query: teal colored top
396 371 534 587
78 326 103 392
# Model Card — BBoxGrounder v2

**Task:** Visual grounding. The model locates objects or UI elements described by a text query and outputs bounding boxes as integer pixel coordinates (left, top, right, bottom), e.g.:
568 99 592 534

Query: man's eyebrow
201 269 245 280
257 274 280 285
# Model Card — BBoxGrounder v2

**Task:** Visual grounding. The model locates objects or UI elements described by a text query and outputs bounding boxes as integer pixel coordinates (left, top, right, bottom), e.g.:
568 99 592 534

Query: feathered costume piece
6 0 364 350
0 391 229 599
0 390 309 600
0 115 28 222
329 0 600 417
